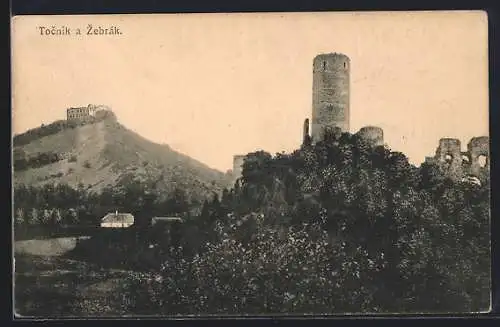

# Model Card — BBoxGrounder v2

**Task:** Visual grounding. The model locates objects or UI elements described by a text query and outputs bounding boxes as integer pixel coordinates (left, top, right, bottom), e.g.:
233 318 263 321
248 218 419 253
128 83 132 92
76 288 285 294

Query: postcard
11 11 490 317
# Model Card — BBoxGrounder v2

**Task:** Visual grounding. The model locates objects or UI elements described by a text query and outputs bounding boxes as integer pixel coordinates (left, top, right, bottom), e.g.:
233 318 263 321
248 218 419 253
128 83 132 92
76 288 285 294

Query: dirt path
74 121 107 161
14 237 141 317
14 236 91 257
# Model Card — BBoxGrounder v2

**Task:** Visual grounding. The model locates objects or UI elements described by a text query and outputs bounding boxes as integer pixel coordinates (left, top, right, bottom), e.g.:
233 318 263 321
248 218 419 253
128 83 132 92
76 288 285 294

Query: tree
165 188 190 215
52 208 63 226
28 208 40 225
14 208 25 226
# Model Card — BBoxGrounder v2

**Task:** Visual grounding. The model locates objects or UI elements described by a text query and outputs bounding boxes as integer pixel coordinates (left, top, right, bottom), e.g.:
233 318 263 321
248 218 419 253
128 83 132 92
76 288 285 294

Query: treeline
13 181 199 228
13 149 71 172
120 130 491 314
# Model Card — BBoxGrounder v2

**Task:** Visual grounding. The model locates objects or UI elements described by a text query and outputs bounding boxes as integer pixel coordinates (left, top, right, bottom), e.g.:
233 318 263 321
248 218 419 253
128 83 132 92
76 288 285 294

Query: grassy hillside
13 114 230 200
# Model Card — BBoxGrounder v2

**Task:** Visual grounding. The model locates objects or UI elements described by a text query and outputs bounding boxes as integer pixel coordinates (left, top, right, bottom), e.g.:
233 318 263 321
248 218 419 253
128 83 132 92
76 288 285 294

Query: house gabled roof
101 212 134 224
151 217 184 223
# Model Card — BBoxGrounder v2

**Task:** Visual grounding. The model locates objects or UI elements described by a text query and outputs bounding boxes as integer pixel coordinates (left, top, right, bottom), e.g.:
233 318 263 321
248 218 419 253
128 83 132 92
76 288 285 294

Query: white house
101 211 134 228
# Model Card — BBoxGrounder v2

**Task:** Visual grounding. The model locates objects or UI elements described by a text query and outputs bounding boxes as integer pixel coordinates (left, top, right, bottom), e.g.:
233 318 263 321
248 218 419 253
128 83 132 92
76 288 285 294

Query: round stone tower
357 126 384 147
311 53 350 143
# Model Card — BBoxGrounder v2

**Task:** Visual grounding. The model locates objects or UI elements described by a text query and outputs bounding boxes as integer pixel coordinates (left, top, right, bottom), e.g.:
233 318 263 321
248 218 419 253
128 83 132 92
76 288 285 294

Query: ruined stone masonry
302 118 310 145
425 136 490 183
66 104 112 121
231 155 246 185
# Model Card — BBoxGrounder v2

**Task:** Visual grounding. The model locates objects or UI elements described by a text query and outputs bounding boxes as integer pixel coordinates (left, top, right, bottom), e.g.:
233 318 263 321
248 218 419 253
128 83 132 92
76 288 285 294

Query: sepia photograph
11 11 490 317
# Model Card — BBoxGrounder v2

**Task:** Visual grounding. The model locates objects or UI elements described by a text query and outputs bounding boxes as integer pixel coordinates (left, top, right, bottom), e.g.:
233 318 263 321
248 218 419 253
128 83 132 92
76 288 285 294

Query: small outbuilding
101 211 134 228
151 216 184 227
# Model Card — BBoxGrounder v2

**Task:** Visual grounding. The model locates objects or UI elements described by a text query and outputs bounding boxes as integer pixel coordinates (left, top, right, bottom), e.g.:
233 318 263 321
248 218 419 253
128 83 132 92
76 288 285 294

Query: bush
121 220 387 314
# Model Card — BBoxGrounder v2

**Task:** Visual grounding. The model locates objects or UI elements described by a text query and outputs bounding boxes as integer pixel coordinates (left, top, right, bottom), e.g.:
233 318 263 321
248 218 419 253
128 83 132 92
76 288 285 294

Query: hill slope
13 114 230 201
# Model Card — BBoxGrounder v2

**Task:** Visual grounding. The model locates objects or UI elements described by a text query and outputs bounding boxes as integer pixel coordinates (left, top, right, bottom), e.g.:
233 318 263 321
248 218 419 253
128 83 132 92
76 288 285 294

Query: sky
11 11 489 172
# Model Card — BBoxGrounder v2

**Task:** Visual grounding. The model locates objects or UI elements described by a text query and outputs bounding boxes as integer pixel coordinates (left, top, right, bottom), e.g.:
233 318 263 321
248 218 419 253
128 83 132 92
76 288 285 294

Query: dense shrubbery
119 130 490 314
122 220 389 314
14 120 83 147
